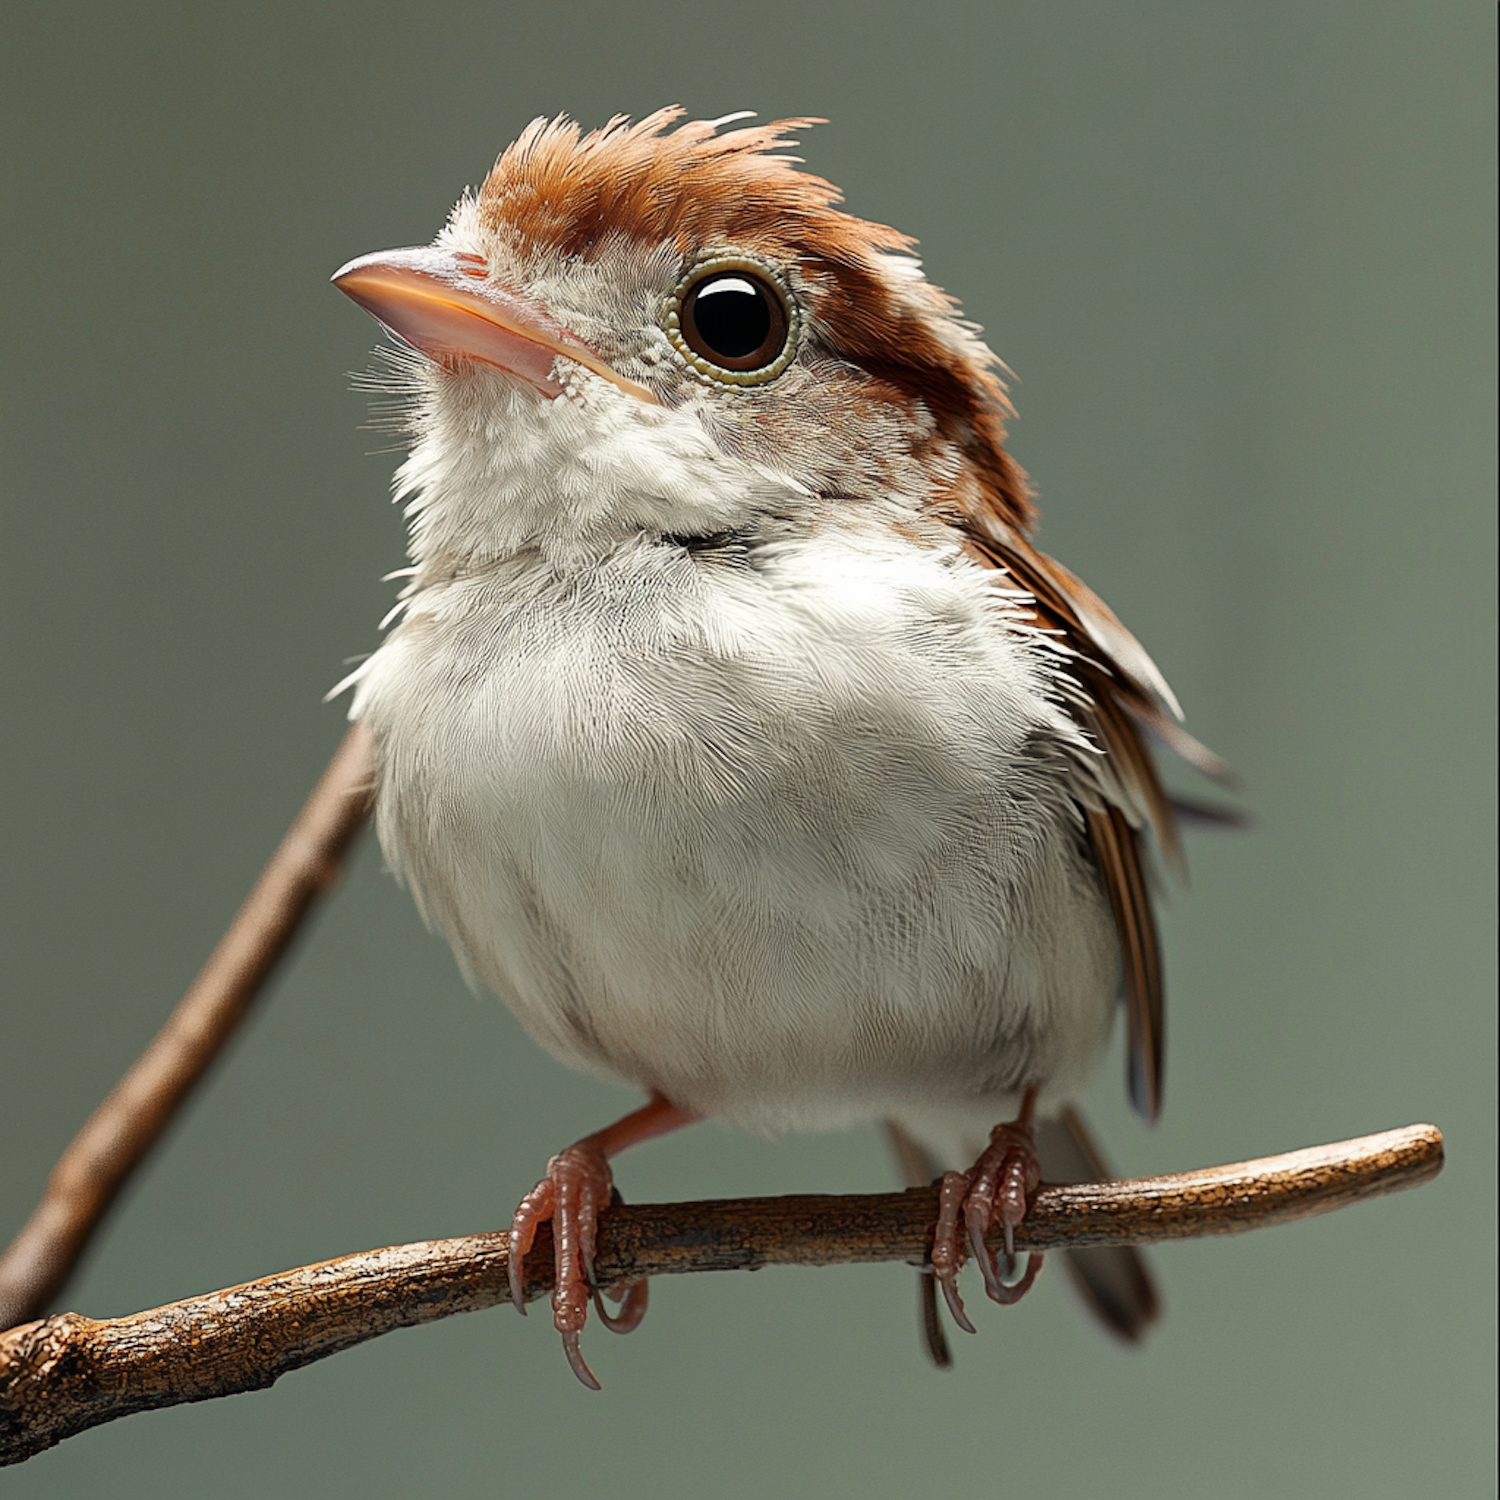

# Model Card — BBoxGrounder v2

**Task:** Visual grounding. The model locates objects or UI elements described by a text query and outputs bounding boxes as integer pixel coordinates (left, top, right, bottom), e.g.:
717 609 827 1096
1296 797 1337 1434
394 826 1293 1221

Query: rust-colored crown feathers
479 108 872 262
477 108 1037 535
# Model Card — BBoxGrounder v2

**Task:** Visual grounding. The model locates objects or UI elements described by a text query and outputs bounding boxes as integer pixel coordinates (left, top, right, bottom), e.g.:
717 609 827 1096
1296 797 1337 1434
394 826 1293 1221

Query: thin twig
0 726 375 1333
0 1123 1442 1466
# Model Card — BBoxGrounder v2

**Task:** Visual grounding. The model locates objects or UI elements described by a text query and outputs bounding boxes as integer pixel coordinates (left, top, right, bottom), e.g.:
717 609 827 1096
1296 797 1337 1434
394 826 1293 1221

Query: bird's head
335 109 1033 570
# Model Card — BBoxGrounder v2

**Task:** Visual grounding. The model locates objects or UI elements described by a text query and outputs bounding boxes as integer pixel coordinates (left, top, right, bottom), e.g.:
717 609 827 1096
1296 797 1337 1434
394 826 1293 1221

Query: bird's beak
331 247 658 405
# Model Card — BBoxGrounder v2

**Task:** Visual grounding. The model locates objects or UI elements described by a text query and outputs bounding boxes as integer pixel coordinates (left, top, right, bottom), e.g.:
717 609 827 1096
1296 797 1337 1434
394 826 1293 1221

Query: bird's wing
955 524 1204 1121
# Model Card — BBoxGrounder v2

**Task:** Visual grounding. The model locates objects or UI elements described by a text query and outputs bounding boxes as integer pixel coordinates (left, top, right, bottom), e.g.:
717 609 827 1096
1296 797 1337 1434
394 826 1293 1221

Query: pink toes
932 1169 979 1334
928 1097 1046 1333
506 1141 620 1388
593 1277 650 1333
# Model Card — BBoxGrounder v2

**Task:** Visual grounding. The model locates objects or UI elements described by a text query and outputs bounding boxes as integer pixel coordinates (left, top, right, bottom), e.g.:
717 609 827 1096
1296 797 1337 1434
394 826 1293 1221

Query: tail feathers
884 1107 1161 1353
1035 1106 1161 1342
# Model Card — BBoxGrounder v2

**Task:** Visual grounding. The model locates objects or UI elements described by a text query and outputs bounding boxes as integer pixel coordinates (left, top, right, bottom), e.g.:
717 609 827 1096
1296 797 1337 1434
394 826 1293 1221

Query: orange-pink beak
331 247 658 404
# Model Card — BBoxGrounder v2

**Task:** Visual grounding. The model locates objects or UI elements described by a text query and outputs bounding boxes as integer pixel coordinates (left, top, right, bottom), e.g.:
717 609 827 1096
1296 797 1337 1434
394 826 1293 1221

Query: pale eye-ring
664 256 799 386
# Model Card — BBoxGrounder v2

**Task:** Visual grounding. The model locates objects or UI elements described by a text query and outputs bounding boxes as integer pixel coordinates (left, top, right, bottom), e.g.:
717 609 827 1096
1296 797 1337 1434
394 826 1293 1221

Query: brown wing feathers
1085 802 1164 1120
958 530 1171 1122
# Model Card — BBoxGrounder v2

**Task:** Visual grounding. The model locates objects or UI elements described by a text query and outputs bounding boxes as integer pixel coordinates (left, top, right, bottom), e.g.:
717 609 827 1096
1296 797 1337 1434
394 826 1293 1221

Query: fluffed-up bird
333 109 1225 1388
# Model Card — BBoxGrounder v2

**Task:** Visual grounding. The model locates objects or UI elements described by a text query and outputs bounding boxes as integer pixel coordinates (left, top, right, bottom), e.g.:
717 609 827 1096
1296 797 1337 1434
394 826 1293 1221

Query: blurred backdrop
1 3 1494 1496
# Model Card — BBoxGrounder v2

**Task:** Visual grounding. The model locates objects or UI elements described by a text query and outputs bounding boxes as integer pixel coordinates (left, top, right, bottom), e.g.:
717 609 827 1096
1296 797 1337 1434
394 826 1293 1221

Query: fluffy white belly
351 526 1121 1132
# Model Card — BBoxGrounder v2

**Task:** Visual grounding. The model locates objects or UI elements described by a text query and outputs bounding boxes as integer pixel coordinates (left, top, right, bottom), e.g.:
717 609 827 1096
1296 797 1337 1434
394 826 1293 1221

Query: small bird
333 109 1222 1387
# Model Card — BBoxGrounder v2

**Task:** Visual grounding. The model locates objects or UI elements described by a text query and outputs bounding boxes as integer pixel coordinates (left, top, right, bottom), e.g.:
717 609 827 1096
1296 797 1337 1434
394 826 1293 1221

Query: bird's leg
931 1088 1045 1329
507 1092 697 1389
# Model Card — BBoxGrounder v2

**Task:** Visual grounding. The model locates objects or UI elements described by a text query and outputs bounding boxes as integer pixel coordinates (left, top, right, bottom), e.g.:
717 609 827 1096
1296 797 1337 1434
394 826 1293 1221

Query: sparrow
332 109 1223 1387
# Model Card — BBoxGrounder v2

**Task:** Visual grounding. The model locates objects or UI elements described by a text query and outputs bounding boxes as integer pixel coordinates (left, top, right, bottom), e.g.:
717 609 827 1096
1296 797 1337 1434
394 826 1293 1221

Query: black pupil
692 275 771 360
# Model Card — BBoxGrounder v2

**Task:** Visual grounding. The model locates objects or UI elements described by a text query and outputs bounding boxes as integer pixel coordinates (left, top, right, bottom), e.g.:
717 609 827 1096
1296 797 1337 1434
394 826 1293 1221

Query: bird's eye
683 273 786 368
665 257 798 386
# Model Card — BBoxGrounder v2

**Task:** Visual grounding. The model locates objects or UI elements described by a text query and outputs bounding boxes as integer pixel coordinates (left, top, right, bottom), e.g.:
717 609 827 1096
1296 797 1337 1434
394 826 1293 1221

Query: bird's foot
507 1142 646 1389
506 1094 693 1388
930 1093 1045 1332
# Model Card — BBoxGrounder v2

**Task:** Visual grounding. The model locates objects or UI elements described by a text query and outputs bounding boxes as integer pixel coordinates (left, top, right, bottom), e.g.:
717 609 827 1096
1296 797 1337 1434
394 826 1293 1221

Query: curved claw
995 1166 1031 1262
594 1278 650 1333
969 1201 1046 1304
561 1329 602 1391
968 1214 1002 1295
938 1268 977 1335
984 1251 1044 1306
507 1177 556 1314
931 1170 978 1335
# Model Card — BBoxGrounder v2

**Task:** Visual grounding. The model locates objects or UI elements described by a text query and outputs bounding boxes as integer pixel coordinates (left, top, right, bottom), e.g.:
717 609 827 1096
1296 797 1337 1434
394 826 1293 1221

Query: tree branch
0 727 1447 1470
0 1123 1442 1466
0 726 374 1333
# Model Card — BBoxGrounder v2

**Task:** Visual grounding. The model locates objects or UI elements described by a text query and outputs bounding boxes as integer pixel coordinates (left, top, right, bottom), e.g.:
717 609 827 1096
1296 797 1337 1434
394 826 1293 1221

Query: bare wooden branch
0 1123 1441 1466
0 726 375 1333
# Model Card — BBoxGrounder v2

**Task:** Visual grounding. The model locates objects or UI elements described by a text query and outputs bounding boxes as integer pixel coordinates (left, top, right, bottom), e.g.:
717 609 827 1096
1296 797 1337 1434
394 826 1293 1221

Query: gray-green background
2 3 1494 1496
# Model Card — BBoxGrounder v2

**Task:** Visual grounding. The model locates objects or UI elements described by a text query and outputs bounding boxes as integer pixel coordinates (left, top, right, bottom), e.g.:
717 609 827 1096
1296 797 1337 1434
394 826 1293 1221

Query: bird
331 108 1224 1388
